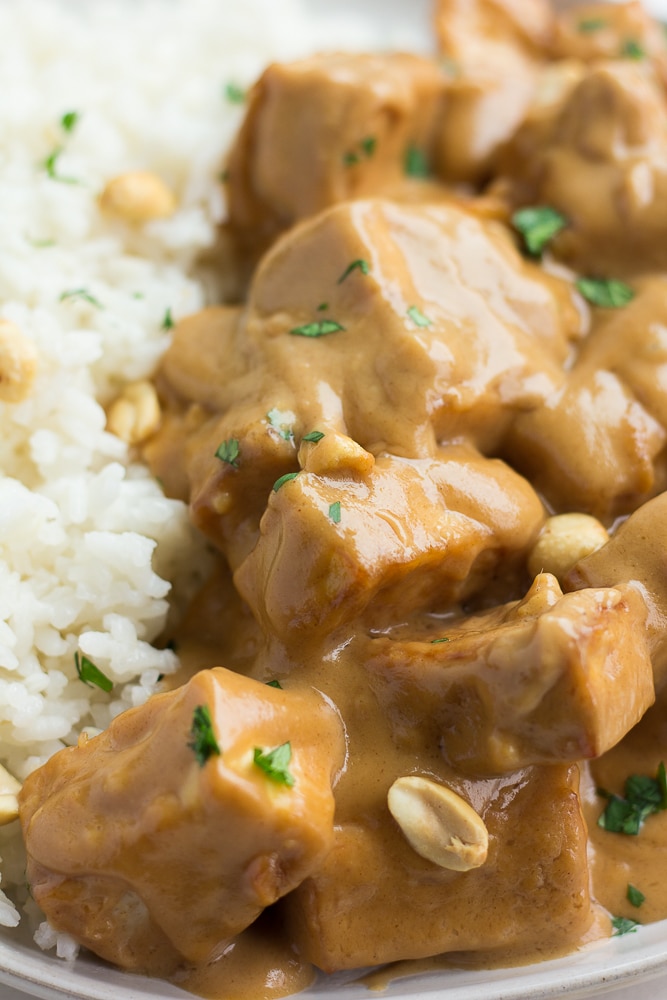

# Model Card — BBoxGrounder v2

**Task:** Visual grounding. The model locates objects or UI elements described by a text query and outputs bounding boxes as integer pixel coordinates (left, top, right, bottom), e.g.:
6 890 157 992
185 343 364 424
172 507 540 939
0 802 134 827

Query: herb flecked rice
0 0 375 949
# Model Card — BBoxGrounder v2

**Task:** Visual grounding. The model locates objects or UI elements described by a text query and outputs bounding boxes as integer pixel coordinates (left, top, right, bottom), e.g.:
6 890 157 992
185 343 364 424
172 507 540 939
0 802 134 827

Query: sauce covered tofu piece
234 444 544 640
434 0 554 182
225 52 447 256
365 574 654 773
282 763 592 971
18 668 345 973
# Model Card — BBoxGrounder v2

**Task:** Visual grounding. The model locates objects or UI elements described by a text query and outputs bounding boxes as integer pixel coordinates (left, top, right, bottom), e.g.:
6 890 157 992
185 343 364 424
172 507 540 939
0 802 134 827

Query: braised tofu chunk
234 445 544 640
365 574 653 773
434 0 554 182
19 668 345 972
226 52 447 255
282 764 592 971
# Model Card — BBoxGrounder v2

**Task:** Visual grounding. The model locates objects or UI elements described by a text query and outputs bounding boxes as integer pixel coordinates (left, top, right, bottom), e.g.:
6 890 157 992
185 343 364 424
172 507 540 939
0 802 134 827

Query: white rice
0 0 365 935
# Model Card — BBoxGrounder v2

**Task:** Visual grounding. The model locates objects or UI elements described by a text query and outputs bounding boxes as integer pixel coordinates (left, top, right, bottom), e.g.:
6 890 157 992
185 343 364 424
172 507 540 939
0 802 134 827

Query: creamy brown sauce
16 1 667 998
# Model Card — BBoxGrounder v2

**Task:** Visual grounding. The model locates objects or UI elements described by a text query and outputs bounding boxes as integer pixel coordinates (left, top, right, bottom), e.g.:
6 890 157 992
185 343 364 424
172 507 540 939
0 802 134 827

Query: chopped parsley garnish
407 305 432 328
317 302 329 311
597 762 667 834
343 135 377 167
266 408 294 441
215 438 240 468
225 82 246 104
59 288 103 309
511 206 567 256
42 148 79 185
188 705 221 767
431 637 450 644
328 500 341 524
266 679 283 689
253 742 295 787
273 471 299 492
578 18 607 33
289 320 345 338
627 884 646 908
338 258 370 284
74 652 113 693
621 38 646 60
611 915 639 936
404 145 430 178
576 277 635 309
60 110 80 133
303 430 325 443
161 307 174 330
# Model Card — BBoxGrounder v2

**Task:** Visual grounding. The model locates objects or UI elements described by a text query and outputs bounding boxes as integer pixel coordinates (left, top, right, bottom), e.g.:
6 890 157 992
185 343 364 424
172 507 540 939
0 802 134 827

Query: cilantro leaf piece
407 305 432 328
74 652 113 693
598 763 667 834
188 705 221 767
303 430 325 443
289 320 345 338
578 18 607 32
611 915 639 936
225 82 246 104
61 110 80 133
317 302 329 312
266 679 283 689
161 307 174 330
511 206 567 256
360 136 376 158
42 147 80 185
59 288 103 309
266 408 295 441
622 38 646 59
215 438 240 468
431 637 450 644
273 471 299 492
576 277 635 308
328 500 341 524
253 742 295 787
404 145 430 178
338 258 370 284
627 884 646 908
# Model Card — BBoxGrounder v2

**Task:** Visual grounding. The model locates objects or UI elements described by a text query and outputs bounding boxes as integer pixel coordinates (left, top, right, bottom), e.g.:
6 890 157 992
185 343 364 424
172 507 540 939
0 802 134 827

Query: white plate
3 0 667 998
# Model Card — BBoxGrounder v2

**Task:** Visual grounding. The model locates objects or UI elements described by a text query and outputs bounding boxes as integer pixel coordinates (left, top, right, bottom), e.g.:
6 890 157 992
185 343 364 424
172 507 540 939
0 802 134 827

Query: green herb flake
511 206 568 256
577 277 635 309
253 741 295 787
360 136 376 158
74 652 113 693
598 762 667 834
188 704 221 767
266 679 283 689
611 915 639 936
273 471 299 492
338 258 370 284
225 82 246 104
627 884 646 908
289 320 345 338
404 145 430 178
161 307 174 330
266 408 295 441
431 637 451 644
60 110 80 133
622 38 646 60
578 18 607 33
343 151 360 167
328 500 342 524
59 288 103 309
303 430 325 443
317 302 329 312
407 305 432 328
215 438 240 468
42 147 80 185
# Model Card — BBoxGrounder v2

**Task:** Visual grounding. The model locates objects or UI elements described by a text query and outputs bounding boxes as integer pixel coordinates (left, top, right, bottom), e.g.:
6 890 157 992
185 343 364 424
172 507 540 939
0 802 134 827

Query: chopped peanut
99 171 176 224
0 319 38 403
107 379 161 445
528 513 609 581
